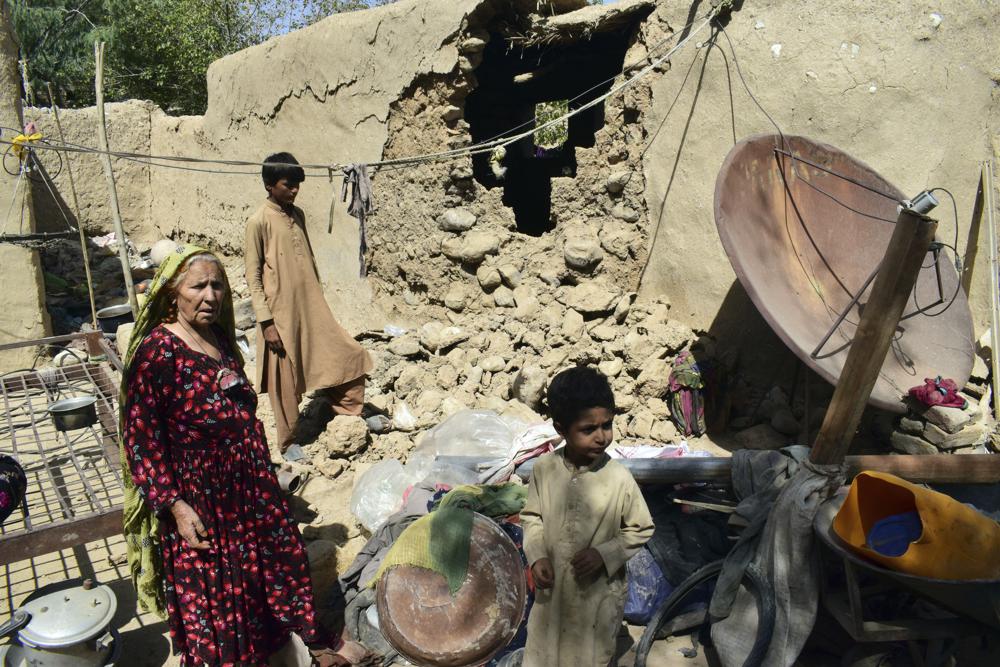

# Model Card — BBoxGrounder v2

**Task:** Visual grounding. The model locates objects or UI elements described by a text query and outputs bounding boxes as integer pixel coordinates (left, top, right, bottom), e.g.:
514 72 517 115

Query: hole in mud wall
465 29 634 236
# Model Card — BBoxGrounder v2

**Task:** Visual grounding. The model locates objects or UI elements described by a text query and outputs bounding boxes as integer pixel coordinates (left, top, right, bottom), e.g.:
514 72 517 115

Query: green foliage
534 99 569 149
9 0 385 115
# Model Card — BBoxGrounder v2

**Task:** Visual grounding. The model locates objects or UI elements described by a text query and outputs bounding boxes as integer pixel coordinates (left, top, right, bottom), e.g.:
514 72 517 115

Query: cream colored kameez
521 449 654 666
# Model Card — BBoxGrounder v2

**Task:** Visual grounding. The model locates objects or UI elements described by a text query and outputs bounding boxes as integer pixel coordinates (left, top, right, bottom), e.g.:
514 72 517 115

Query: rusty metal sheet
714 134 974 413
376 514 527 667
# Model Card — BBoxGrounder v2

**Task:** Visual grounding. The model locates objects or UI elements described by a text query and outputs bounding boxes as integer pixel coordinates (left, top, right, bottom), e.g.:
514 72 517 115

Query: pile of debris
891 396 995 455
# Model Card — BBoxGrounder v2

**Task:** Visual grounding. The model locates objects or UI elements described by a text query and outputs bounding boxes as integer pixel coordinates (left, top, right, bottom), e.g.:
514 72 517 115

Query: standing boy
244 152 373 460
521 366 654 666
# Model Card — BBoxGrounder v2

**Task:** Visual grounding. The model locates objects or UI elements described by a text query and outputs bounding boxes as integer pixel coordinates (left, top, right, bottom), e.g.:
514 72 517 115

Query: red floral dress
123 325 318 666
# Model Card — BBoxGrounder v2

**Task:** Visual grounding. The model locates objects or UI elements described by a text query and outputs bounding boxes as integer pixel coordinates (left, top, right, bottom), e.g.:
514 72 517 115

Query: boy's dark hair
262 152 305 186
546 365 615 427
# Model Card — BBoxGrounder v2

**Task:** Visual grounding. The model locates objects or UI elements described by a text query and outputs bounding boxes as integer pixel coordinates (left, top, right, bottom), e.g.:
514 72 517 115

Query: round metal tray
376 514 527 667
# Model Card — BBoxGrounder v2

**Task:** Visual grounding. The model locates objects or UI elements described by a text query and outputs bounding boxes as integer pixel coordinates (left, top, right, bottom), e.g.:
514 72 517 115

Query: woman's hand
571 548 605 580
261 321 285 356
171 500 210 549
531 557 555 589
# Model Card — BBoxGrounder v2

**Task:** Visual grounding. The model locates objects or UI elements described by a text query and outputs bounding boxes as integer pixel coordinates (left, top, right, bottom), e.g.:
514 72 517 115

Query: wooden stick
93 41 138 318
47 82 98 329
811 208 938 465
515 454 1000 485
985 159 1000 421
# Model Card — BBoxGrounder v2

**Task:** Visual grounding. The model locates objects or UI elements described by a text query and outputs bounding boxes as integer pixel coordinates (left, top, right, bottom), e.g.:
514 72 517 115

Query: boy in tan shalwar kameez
244 152 373 458
521 366 654 667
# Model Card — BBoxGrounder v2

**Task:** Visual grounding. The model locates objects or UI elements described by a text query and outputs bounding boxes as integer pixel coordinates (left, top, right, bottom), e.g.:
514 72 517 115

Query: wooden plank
0 332 94 353
812 208 938 465
985 159 999 421
0 510 122 566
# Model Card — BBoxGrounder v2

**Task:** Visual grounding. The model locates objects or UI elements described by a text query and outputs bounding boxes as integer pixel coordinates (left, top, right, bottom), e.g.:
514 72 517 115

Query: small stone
770 408 800 436
442 105 463 122
891 432 939 455
628 411 655 439
513 285 540 319
646 398 669 418
415 389 445 414
611 203 640 223
480 355 506 373
513 364 547 410
444 283 468 312
556 283 620 315
734 424 787 450
598 357 624 378
233 297 255 330
494 286 515 307
437 326 472 351
539 268 562 287
312 456 346 479
476 265 502 291
605 171 630 194
319 416 368 457
388 336 422 357
561 309 585 339
437 208 477 232
590 324 618 341
521 329 546 352
613 293 635 323
539 348 569 369
441 231 500 264
436 364 459 388
450 165 474 181
460 36 488 53
635 359 672 398
898 416 924 435
563 224 604 272
498 264 522 288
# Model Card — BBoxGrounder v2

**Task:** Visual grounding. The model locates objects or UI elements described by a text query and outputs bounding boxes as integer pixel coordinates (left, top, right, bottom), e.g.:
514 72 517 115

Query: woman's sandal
309 641 377 667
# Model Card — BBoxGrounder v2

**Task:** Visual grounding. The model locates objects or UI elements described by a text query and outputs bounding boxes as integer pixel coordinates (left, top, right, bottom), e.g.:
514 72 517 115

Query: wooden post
985 159 1000 421
47 82 98 329
811 207 938 465
93 41 138 317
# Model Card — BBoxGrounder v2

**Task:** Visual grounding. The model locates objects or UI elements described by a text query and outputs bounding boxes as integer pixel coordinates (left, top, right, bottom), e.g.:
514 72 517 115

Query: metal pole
93 41 138 317
47 82 98 329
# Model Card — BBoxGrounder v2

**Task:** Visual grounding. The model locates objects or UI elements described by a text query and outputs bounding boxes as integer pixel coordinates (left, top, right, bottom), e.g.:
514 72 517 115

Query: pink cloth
907 376 966 409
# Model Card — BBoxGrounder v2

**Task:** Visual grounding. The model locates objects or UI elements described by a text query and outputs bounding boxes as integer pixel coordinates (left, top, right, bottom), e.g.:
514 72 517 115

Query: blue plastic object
867 511 922 557
624 547 672 625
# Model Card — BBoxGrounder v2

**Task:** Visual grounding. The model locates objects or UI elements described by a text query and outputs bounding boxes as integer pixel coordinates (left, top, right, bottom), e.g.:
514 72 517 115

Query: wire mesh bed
0 332 124 565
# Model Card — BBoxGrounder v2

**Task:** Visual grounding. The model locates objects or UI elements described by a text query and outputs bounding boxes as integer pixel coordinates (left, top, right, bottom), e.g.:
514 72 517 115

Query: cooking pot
47 396 98 432
0 579 120 667
95 305 133 335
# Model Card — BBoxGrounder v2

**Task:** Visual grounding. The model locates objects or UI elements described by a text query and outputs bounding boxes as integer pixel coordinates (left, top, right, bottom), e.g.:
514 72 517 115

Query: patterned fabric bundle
668 350 706 437
372 483 527 594
117 243 241 617
0 454 27 525
907 376 967 409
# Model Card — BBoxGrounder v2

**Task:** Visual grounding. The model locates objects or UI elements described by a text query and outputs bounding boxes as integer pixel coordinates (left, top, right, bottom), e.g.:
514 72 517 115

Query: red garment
123 325 317 666
907 376 967 409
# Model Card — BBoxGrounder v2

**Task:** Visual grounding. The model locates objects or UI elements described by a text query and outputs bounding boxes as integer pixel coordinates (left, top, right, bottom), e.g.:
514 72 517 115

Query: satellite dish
714 134 974 413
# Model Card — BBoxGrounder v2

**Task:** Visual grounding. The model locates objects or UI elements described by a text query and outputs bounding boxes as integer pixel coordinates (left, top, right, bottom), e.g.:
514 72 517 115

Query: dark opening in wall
465 28 637 236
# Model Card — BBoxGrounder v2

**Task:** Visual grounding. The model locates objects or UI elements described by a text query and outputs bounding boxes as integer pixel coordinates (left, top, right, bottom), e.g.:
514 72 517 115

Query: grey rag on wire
709 446 845 667
341 164 374 277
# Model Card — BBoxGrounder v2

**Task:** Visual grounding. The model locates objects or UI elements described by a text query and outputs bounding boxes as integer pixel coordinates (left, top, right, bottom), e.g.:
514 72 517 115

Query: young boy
521 366 654 666
244 152 373 460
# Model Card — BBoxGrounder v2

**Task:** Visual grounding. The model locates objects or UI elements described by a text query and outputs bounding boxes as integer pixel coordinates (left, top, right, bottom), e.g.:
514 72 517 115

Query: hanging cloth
341 164 374 277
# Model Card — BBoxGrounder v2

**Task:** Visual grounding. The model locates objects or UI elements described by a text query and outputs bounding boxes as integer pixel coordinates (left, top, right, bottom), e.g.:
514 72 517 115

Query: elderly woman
120 245 354 666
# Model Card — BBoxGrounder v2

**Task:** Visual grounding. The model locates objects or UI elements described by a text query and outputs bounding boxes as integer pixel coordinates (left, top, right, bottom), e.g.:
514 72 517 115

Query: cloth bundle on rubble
668 351 707 436
907 376 967 409
371 483 527 593
833 471 1000 580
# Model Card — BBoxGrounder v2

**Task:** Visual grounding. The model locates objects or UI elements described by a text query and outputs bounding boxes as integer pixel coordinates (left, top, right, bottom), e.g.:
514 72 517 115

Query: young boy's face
267 177 301 207
559 406 614 464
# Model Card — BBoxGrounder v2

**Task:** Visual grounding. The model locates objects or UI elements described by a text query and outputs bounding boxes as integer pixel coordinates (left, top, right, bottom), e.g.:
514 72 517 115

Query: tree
9 0 385 114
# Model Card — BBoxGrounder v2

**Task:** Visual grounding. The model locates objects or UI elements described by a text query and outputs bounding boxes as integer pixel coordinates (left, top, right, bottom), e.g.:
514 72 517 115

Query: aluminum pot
0 579 120 667
95 304 133 335
48 396 98 432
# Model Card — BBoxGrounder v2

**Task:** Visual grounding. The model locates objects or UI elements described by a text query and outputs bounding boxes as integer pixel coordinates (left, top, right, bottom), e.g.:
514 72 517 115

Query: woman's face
174 260 226 327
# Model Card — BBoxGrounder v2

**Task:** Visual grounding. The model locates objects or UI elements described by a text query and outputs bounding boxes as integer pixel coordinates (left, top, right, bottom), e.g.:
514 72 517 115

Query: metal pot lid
96 304 133 318
18 583 117 648
48 396 98 413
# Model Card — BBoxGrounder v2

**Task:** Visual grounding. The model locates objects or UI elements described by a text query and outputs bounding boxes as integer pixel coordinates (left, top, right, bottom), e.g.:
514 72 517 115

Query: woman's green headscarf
118 243 242 617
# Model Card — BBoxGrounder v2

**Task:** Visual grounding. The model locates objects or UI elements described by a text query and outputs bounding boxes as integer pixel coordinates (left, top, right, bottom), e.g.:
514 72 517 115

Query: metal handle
0 609 31 639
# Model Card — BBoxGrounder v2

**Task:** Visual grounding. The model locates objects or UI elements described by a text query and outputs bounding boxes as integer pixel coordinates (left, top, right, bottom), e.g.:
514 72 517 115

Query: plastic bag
349 459 411 532
623 547 672 625
392 401 416 431
412 409 516 463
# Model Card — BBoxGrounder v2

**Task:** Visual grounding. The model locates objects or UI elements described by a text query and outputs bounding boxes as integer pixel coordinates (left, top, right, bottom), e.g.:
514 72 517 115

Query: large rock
319 416 368 456
476 265 502 291
441 231 500 264
561 309 585 339
598 357 624 377
437 208 477 232
556 283 620 315
479 355 506 373
890 432 939 455
494 286 515 307
233 297 256 330
913 397 978 434
388 335 422 357
444 282 468 312
635 358 671 398
562 223 604 271
605 171 630 194
513 364 547 411
611 203 640 223
922 421 990 449
650 419 679 443
513 285 540 320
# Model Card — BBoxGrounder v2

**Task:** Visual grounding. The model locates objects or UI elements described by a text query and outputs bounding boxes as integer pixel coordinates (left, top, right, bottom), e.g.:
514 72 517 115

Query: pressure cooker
0 578 121 667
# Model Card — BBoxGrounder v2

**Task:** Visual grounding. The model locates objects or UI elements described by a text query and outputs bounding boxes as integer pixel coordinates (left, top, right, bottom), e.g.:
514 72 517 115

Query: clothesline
0 9 718 178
